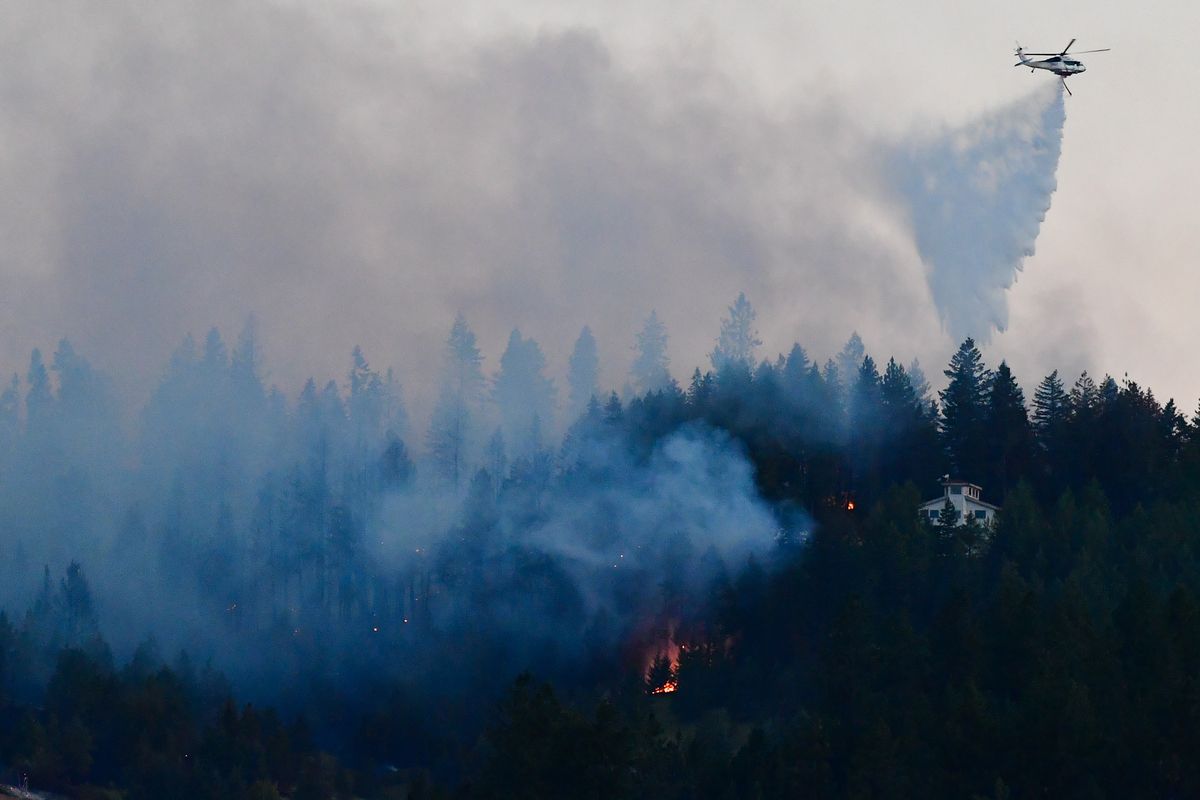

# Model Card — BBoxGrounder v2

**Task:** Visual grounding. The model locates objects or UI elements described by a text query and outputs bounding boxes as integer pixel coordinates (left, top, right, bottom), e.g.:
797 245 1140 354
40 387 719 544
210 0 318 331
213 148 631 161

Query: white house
919 480 1000 526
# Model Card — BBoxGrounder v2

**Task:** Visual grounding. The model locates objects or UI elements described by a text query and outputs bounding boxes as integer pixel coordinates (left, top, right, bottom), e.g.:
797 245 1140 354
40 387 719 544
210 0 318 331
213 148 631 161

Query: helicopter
1014 39 1110 95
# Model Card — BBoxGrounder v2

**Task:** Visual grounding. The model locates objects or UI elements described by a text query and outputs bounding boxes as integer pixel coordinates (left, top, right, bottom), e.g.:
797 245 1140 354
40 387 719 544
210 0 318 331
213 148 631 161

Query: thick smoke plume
893 84 1067 342
0 0 1076 732
0 0 1073 406
0 328 782 721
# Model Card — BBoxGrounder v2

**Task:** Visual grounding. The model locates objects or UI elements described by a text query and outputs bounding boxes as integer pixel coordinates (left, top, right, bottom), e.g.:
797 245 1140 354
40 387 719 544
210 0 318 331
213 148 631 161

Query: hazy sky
1 0 1196 416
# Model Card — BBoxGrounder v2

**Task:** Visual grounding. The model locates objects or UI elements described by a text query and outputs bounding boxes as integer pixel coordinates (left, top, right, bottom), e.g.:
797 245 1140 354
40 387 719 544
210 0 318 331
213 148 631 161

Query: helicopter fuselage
1026 56 1086 76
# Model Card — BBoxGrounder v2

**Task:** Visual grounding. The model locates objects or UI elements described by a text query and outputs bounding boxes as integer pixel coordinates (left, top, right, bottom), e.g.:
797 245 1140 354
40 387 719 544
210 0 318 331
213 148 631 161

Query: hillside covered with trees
2 296 1200 798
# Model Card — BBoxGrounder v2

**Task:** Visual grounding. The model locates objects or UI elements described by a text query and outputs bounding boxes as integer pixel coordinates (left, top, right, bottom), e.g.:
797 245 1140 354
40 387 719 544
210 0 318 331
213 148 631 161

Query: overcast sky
1 0 1196 416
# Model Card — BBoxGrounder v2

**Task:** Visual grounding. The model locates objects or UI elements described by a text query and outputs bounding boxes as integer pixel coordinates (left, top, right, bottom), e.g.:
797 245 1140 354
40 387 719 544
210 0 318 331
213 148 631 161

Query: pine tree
493 329 556 458
603 392 623 425
25 348 52 429
566 326 599 424
1065 372 1101 486
985 361 1033 497
58 561 97 647
347 347 384 449
835 333 866 390
908 358 932 405
849 356 884 497
426 314 485 488
880 358 917 420
710 292 762 372
686 368 714 410
1032 370 1070 476
631 311 671 394
231 315 264 393
382 368 408 439
939 338 990 480
877 358 943 492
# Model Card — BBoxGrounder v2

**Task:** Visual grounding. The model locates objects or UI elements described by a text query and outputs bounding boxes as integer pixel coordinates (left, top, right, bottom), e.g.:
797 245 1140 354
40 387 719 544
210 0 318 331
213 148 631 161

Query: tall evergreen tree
908 358 931 405
848 356 884 497
782 344 810 396
710 292 762 373
880 358 942 492
835 333 866 390
25 348 52 429
631 311 671 394
566 326 599 424
231 315 265 395
1032 370 1070 481
426 314 485 488
939 338 990 480
347 347 384 449
493 329 556 458
985 361 1033 497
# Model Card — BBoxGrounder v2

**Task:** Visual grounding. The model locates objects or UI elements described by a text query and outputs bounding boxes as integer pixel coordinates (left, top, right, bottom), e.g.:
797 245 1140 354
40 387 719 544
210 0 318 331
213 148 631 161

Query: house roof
919 495 1001 512
941 479 983 491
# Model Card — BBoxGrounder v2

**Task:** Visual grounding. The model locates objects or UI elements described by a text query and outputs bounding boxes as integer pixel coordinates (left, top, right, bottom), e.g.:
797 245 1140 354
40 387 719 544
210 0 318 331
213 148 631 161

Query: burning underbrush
635 618 736 697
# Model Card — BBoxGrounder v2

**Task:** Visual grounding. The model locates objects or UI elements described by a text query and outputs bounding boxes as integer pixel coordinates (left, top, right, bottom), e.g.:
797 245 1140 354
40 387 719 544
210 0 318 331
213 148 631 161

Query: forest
2 294 1200 798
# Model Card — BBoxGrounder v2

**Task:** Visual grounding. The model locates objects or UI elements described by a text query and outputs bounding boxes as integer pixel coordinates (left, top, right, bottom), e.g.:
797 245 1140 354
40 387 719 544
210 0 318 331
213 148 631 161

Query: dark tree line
2 304 1200 797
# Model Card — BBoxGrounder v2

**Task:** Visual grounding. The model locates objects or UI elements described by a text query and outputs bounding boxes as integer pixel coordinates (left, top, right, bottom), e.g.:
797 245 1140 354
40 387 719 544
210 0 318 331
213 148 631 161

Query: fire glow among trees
2 301 1200 796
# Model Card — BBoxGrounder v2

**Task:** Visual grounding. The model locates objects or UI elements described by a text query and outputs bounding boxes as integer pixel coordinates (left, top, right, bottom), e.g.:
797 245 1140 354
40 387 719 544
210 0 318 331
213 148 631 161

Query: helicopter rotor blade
1061 38 1076 54
1070 48 1111 54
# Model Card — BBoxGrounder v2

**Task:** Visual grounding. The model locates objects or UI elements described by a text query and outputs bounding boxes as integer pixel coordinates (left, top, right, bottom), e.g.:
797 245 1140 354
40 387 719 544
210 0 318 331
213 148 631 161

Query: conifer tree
835 333 866 390
566 326 599 424
1032 370 1070 473
631 311 671 394
985 361 1033 496
710 293 762 372
427 314 485 488
686 368 715 410
603 391 623 425
908 358 932 405
939 338 990 480
849 356 884 496
493 329 556 458
347 346 384 449
880 358 917 421
231 315 264 395
782 344 810 400
25 348 52 428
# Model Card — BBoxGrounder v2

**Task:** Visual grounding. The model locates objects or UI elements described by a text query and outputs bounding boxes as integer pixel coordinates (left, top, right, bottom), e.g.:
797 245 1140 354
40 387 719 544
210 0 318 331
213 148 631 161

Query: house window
928 510 939 519
974 510 987 520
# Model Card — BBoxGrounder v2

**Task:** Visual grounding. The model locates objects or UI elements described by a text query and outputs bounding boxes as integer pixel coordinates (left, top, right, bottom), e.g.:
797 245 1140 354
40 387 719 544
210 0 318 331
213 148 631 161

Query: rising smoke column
894 84 1066 342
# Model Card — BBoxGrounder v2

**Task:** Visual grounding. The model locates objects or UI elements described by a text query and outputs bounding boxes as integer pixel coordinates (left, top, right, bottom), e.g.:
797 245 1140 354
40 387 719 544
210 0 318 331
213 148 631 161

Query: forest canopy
2 305 1200 798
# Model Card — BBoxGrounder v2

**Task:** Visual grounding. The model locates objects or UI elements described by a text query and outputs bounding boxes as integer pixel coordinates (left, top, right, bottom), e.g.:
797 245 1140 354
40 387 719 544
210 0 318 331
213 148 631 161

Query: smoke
0 0 1078 732
0 0 1073 412
892 83 1067 342
0 320 783 723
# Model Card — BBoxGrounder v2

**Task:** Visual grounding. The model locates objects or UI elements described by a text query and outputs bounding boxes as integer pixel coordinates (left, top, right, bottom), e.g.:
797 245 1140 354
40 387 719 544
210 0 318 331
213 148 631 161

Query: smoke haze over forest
0 0 1084 419
8 4 1200 796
